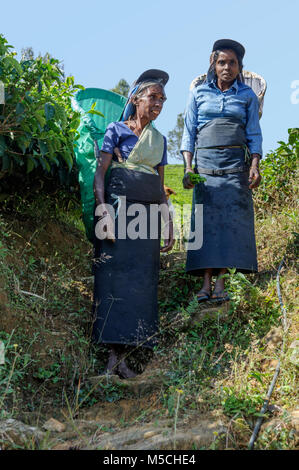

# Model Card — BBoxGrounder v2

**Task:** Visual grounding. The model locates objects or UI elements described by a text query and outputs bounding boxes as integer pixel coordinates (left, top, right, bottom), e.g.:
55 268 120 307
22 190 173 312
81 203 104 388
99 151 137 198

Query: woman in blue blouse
181 39 262 302
93 70 174 378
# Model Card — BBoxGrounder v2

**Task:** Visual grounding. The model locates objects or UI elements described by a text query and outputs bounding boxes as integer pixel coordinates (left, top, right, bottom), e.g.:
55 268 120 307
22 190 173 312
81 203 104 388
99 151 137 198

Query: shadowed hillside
0 134 298 449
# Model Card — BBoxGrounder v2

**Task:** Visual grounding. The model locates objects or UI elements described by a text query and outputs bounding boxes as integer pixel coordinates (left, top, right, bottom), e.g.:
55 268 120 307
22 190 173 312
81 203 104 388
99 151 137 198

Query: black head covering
212 39 245 59
133 69 169 87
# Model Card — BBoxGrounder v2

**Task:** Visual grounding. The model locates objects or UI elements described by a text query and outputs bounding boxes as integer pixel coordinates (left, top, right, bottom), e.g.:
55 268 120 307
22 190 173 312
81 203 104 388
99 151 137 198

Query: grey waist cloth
92 168 163 349
186 117 258 276
196 117 247 150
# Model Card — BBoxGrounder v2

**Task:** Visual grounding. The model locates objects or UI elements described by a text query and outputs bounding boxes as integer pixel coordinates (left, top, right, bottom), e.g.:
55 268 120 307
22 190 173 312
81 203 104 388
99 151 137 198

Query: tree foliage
110 79 129 98
254 128 299 211
167 112 184 160
21 47 65 78
0 34 83 179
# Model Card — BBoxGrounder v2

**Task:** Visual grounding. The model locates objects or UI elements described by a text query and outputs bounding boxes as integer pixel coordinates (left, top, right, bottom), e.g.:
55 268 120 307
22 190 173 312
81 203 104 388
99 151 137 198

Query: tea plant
254 128 299 211
0 34 82 179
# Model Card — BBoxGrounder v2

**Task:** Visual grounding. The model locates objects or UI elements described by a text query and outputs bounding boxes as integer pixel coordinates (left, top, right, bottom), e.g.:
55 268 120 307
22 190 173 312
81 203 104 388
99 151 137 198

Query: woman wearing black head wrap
181 39 263 302
93 70 174 378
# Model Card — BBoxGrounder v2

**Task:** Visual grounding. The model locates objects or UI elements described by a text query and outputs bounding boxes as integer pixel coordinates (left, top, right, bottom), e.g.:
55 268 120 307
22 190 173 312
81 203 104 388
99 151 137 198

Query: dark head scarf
121 69 169 121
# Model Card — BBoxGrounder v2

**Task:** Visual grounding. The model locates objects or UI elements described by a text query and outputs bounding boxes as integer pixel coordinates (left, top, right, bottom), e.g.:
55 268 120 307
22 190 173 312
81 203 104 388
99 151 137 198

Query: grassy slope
162 164 299 450
164 164 192 207
0 165 298 450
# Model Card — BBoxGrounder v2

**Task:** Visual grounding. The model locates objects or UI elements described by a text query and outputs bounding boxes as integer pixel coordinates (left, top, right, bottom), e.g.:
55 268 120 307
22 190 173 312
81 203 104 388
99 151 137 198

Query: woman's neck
217 78 235 92
127 114 150 136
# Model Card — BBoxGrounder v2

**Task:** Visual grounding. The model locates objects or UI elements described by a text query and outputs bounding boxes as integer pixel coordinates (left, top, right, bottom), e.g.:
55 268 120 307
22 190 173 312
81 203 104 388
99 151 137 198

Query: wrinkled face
134 84 166 121
215 50 240 83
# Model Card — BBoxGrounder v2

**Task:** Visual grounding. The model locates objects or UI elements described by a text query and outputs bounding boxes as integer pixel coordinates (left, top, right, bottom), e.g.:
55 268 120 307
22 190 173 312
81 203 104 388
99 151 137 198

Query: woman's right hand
182 169 195 189
113 147 124 163
95 205 116 242
102 212 116 242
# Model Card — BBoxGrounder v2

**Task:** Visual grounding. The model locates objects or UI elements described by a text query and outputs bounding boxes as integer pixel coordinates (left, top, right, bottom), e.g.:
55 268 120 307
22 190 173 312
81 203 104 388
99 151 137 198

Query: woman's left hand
248 166 262 189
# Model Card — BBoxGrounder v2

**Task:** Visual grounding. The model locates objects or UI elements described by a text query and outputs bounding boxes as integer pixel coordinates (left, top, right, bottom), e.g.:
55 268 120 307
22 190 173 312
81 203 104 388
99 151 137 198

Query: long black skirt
186 148 258 277
92 168 163 349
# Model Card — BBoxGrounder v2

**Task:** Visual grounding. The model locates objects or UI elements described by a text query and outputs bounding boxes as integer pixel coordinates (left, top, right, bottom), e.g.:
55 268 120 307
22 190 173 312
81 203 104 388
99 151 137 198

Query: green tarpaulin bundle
71 88 126 242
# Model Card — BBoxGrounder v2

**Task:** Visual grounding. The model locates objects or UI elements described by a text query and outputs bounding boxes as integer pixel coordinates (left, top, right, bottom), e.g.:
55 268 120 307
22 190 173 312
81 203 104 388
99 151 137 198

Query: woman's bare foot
117 357 137 379
104 347 118 374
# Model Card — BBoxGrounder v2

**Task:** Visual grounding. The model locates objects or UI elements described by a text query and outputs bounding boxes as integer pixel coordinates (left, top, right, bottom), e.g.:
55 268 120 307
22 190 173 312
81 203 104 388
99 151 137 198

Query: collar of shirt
208 78 239 93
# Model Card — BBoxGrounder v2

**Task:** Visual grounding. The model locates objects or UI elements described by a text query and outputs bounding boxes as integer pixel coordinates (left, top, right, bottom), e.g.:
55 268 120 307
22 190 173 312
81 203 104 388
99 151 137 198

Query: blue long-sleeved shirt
180 79 263 156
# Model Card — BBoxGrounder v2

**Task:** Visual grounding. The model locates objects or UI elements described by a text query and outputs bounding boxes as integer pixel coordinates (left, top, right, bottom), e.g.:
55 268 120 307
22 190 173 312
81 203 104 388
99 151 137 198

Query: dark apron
186 117 258 276
92 168 163 349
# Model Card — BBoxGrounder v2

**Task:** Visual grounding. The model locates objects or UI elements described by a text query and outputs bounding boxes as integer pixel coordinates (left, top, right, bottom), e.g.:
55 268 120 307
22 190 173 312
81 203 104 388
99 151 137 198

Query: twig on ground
14 275 46 301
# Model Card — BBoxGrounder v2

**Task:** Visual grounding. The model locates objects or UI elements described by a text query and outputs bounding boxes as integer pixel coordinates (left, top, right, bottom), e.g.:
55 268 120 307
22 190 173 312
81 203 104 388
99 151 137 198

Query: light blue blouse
180 79 263 156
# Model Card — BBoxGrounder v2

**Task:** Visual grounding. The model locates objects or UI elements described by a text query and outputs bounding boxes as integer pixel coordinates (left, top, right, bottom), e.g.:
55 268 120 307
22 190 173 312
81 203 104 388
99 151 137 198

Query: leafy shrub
0 34 83 179
222 387 264 418
254 128 299 212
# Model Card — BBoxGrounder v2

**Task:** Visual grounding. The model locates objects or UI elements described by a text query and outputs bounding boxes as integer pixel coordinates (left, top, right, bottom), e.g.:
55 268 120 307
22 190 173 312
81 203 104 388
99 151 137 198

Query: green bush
222 387 264 418
254 128 299 210
0 34 83 179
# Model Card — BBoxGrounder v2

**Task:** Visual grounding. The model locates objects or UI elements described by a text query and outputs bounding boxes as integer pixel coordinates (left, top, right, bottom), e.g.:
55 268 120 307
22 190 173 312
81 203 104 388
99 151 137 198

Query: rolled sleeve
246 92 263 157
101 123 119 154
180 89 198 155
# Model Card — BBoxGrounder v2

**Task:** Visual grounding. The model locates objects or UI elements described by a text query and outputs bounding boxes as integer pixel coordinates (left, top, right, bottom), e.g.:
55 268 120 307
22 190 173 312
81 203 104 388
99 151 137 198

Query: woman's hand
248 155 262 189
95 206 116 242
113 147 124 163
102 212 116 242
160 221 175 253
182 152 195 189
183 168 195 189
248 166 261 189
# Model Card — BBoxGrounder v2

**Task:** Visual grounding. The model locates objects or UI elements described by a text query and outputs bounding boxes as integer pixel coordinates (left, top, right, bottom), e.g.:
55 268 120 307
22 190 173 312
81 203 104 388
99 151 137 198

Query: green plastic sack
72 88 126 242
